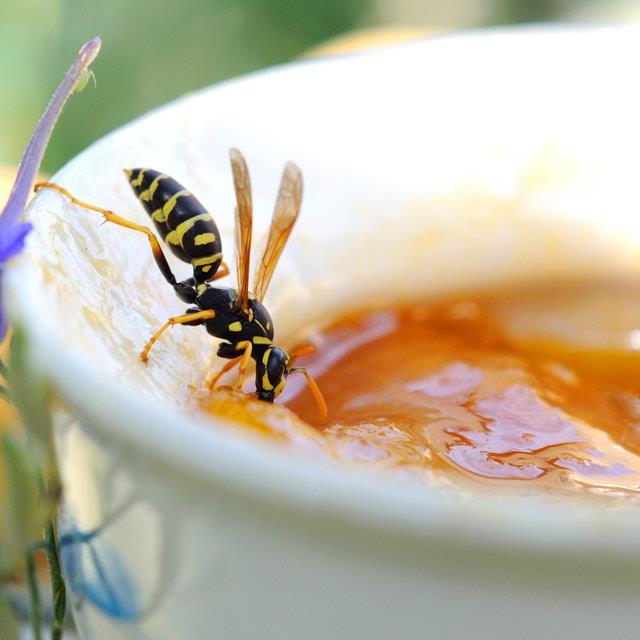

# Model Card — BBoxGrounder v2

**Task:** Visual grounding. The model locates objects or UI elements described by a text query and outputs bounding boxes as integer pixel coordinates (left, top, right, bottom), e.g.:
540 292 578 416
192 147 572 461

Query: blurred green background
2 0 637 173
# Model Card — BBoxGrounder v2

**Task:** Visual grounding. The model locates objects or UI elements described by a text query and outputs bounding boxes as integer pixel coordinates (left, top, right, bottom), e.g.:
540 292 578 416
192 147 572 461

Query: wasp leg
207 356 242 390
217 341 243 359
140 308 216 363
34 182 180 291
174 279 197 304
210 261 230 282
290 344 316 363
232 340 253 391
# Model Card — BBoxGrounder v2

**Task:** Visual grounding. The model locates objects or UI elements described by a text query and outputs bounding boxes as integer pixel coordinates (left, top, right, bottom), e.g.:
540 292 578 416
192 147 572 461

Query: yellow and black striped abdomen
126 168 223 283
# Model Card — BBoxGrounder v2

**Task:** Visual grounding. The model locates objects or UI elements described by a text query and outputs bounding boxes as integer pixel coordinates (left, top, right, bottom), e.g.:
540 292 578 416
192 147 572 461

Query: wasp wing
229 148 253 311
254 161 303 303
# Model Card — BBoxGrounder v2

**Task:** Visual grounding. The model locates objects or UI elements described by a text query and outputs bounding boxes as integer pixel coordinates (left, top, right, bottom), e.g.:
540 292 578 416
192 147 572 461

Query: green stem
0 384 10 403
0 357 8 382
26 547 43 640
43 519 66 640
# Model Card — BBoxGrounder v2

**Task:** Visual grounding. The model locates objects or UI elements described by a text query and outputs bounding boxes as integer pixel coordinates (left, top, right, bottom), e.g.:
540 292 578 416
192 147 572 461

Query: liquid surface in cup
206 281 640 500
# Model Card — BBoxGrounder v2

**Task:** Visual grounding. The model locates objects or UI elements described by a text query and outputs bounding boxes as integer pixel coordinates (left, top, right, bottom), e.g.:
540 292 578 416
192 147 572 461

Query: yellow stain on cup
304 26 437 58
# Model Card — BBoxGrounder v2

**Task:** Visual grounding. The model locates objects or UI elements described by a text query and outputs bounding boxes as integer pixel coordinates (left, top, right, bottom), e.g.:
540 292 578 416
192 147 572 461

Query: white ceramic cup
8 25 640 640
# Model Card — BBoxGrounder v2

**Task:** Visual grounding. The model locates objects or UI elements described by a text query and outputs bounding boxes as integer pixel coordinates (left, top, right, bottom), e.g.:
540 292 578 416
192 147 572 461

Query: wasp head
255 346 290 402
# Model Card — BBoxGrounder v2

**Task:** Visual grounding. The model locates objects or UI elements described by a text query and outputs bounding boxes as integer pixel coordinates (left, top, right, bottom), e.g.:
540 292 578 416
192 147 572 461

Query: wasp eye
266 348 287 383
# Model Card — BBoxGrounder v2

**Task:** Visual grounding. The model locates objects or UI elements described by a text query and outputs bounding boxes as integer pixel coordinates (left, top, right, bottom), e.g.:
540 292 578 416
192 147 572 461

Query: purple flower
0 37 102 339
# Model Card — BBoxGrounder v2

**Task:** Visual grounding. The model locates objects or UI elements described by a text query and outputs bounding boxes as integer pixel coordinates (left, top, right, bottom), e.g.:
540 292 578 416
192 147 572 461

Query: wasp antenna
290 344 316 365
289 367 327 421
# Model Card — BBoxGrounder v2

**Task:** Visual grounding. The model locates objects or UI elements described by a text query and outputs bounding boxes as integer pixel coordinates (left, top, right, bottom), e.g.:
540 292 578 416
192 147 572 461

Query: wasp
35 149 327 417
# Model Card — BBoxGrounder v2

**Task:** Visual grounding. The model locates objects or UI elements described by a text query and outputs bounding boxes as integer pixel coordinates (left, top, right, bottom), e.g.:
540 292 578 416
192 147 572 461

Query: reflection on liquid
282 282 640 499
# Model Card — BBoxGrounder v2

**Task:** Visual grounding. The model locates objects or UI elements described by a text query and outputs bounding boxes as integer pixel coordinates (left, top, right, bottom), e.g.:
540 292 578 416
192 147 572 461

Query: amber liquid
280 282 640 498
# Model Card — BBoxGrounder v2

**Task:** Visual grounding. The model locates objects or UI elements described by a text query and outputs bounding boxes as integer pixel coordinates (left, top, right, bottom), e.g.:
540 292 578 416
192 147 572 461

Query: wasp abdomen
126 168 223 283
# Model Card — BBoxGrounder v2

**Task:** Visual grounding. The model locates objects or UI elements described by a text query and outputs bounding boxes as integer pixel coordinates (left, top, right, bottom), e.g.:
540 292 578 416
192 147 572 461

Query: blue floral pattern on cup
59 524 140 621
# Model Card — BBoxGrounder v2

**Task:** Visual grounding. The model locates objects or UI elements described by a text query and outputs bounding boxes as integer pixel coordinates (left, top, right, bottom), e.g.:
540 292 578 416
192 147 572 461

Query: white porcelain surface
7 25 640 639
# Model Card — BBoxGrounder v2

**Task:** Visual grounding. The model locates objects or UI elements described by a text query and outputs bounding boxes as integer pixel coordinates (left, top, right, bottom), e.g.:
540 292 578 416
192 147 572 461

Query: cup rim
9 22 640 568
